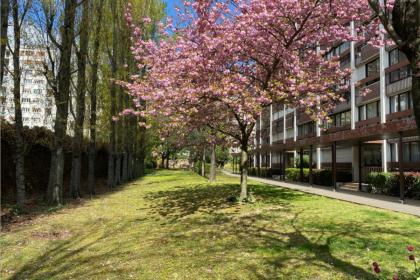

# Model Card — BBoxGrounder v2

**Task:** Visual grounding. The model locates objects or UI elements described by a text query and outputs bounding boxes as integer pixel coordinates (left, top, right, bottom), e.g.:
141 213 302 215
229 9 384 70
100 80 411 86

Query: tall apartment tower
1 47 55 130
251 23 419 185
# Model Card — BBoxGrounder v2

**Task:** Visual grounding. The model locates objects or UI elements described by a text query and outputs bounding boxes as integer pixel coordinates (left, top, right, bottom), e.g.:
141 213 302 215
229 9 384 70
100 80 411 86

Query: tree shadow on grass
144 180 408 279
143 182 303 222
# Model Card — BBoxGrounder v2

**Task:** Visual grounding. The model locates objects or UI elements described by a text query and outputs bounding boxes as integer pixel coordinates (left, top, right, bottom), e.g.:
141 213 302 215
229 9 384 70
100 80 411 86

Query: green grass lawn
1 170 419 280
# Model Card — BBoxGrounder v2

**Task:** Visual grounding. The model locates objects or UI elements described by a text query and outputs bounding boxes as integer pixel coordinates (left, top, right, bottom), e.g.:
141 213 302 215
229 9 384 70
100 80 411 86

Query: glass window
366 101 379 119
403 143 410 162
390 95 398 113
400 93 408 111
412 142 420 162
366 58 380 77
389 49 399 65
359 106 366 121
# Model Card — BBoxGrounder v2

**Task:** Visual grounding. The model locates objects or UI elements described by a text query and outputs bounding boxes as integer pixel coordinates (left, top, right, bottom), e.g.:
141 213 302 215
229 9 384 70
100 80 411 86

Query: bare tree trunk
11 0 25 209
0 0 9 85
115 153 121 185
87 1 103 195
107 0 119 188
411 61 420 136
165 152 169 169
107 151 115 188
70 0 89 199
239 143 249 202
122 151 128 182
47 0 77 205
209 143 216 182
201 147 205 177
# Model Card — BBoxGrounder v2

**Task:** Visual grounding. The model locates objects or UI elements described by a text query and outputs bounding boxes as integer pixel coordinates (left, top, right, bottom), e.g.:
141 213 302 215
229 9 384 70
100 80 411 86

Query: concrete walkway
224 172 420 217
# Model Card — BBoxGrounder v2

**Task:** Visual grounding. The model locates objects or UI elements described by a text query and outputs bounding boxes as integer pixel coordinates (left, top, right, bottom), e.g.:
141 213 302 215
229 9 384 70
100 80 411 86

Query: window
33 89 43 94
22 98 30 103
389 91 412 113
366 101 380 119
359 100 380 121
389 49 407 66
24 79 32 84
366 58 379 77
298 122 315 137
22 107 30 112
340 55 351 68
333 110 351 127
32 108 41 113
388 65 411 84
359 106 366 121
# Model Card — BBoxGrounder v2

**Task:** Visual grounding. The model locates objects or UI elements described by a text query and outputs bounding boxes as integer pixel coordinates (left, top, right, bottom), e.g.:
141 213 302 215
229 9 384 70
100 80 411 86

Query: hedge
366 172 420 199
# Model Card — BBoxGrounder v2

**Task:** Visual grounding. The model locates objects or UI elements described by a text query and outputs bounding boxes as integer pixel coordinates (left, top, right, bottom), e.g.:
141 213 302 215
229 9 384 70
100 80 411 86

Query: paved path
224 171 420 217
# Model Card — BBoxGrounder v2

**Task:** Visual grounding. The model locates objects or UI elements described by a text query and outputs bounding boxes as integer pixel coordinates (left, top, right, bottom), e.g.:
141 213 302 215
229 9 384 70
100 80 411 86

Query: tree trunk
411 61 420 137
70 0 89 199
107 152 115 188
201 147 206 177
47 0 77 205
122 152 128 182
0 0 9 85
165 153 169 169
108 0 118 187
12 0 25 209
239 145 249 202
115 153 121 185
209 143 216 182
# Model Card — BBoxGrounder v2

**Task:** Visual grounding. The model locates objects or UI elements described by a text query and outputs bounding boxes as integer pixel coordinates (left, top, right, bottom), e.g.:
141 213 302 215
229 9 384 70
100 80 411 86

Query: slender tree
69 0 90 199
45 0 78 205
87 0 104 195
8 0 32 209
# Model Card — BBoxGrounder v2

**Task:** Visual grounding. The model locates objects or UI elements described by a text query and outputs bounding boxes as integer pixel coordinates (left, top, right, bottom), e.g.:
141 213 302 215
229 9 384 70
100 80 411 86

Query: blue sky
163 0 183 20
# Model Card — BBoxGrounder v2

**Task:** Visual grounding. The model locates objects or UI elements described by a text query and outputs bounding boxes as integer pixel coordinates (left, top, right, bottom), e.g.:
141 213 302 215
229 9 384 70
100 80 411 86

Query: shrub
285 168 309 182
313 169 333 186
337 170 353 182
366 172 397 195
365 172 420 199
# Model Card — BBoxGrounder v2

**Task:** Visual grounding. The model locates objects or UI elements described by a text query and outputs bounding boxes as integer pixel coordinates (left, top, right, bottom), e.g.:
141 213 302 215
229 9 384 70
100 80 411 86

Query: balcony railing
386 77 412 96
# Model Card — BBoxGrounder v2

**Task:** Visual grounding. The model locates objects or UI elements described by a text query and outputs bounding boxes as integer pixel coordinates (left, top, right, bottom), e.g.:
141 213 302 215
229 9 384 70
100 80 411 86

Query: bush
285 168 309 182
366 172 397 195
366 172 420 199
313 169 332 186
337 170 353 182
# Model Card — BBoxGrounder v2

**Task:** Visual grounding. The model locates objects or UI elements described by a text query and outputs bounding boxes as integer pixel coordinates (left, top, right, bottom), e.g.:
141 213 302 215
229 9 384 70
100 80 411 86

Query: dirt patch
31 230 72 240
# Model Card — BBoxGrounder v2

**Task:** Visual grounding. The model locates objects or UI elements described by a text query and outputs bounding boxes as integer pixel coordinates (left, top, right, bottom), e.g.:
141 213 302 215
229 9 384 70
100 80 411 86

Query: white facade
1 47 55 130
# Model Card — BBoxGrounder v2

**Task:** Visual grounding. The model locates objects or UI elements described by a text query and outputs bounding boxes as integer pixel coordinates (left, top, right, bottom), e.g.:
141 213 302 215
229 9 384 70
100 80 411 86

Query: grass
1 170 419 280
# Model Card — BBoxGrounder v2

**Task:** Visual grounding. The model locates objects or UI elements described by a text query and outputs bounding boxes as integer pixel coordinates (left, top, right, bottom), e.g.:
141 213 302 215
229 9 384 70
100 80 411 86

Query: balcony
356 116 381 128
356 44 378 66
386 109 413 122
386 77 412 96
324 124 351 134
356 80 380 105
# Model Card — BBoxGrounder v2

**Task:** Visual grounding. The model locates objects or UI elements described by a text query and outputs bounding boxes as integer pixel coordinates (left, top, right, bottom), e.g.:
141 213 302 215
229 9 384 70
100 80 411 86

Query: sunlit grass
1 170 419 279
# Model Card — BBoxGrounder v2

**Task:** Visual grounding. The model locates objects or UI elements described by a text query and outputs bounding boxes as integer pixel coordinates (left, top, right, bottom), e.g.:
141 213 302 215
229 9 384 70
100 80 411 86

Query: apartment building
0 47 55 130
249 24 419 191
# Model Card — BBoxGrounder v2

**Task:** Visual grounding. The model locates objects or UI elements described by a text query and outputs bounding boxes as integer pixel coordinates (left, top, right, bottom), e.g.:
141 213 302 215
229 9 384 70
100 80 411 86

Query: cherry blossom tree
122 0 373 202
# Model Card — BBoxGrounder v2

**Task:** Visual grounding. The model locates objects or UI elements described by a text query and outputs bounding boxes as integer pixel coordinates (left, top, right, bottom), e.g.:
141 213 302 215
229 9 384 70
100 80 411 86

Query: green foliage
285 168 309 182
366 172 420 198
294 155 311 168
366 172 397 195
